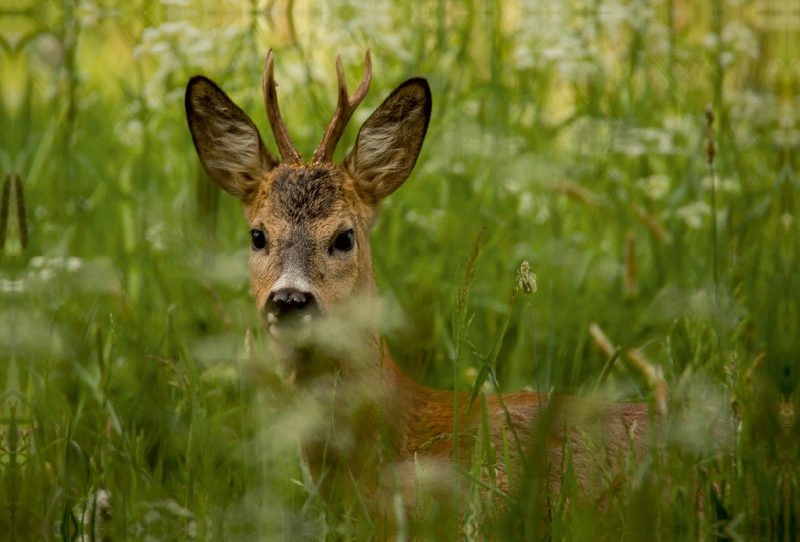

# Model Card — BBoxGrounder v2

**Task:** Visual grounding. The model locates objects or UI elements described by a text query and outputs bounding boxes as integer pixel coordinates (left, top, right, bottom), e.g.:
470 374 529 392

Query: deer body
185 51 652 518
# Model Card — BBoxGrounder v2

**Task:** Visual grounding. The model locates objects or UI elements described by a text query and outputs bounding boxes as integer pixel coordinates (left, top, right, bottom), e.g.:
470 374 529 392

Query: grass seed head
632 202 672 244
516 260 537 295
627 348 669 415
588 322 616 358
549 180 607 207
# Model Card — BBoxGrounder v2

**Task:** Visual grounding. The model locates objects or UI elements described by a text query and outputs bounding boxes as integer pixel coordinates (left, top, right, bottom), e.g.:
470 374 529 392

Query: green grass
2 0 799 539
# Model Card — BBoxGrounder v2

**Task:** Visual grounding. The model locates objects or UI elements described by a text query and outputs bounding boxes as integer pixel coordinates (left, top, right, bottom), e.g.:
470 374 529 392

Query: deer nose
265 288 317 322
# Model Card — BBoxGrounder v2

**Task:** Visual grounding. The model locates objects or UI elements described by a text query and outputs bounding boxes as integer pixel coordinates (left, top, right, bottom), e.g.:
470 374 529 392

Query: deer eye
250 229 266 250
332 229 354 252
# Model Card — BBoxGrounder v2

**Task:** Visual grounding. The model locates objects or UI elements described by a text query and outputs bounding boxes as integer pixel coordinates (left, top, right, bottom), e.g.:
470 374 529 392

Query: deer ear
343 78 431 202
185 76 277 202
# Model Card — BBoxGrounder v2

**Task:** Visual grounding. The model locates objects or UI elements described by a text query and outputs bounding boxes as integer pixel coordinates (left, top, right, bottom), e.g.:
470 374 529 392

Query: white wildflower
535 203 550 225
637 174 671 200
773 130 800 149
115 120 143 148
80 489 112 542
722 21 759 60
676 201 711 229
720 51 735 67
67 257 83 272
701 176 741 194
518 192 534 215
1 279 26 293
146 223 166 252
613 127 674 156
39 268 55 282
514 44 536 69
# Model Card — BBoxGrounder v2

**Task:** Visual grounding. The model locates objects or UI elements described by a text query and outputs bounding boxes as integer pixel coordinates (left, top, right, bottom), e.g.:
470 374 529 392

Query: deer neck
275 280 415 480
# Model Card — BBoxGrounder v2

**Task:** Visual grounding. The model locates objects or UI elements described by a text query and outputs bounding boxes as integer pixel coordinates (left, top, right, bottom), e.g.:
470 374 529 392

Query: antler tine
263 49 302 165
312 50 372 164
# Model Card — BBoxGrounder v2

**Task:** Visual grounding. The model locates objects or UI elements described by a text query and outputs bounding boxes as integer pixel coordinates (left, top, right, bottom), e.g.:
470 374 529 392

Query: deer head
185 51 431 368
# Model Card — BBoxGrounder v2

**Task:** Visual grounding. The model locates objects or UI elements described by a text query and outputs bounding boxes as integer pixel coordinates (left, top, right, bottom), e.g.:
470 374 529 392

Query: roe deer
185 50 659 523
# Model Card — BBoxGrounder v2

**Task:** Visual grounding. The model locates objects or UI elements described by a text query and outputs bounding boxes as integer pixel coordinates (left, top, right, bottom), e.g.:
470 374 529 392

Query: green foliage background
1 0 799 539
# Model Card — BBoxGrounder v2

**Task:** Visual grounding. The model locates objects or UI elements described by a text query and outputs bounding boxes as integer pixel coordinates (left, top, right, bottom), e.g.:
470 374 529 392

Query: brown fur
185 54 653 522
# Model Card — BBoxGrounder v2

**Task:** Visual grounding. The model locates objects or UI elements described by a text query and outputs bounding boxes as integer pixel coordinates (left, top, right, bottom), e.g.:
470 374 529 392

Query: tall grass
1 0 798 539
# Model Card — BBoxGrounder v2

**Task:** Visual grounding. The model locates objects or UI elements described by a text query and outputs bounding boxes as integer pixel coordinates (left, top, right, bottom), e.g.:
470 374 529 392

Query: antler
312 51 372 164
263 49 302 165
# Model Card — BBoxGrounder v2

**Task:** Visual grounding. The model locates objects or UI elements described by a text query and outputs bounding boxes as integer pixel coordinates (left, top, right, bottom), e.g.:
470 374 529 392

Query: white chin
268 318 313 343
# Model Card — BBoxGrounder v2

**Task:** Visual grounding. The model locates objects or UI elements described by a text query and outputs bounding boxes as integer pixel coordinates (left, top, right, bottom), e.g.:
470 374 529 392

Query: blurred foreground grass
2 0 800 540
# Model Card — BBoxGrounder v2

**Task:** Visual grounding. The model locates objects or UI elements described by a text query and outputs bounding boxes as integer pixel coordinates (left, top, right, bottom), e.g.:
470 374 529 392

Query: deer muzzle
265 287 319 325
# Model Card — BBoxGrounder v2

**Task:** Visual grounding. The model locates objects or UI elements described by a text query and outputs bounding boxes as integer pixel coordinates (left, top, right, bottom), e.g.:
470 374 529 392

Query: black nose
266 288 317 321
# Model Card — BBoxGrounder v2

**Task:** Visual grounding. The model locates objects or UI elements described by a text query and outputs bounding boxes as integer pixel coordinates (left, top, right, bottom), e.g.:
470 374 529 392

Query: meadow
1 0 799 539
